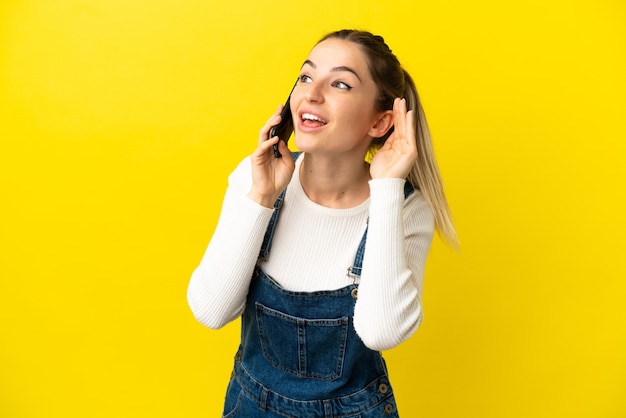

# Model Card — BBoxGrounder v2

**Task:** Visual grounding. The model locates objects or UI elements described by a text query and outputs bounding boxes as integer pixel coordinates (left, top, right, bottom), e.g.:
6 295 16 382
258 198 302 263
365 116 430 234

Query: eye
332 80 352 90
299 74 312 83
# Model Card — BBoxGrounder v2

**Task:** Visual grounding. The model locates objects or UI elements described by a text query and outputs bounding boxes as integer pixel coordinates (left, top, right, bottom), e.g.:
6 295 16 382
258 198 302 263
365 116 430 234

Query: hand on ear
369 98 418 180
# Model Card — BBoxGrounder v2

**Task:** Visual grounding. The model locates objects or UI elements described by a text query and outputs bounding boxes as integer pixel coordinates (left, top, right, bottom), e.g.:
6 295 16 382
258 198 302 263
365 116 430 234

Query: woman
188 29 457 417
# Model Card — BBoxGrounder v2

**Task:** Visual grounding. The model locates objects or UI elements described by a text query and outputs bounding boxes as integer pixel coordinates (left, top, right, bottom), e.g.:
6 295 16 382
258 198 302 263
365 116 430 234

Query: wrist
247 190 278 208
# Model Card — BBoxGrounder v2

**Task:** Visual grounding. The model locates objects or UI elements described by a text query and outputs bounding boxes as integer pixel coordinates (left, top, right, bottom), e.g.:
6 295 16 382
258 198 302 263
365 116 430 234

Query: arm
187 158 275 329
187 106 295 329
354 97 433 350
353 179 434 351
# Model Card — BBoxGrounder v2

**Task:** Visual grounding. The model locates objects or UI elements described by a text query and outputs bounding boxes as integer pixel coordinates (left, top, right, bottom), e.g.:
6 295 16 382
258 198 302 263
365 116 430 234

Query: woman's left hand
369 98 418 180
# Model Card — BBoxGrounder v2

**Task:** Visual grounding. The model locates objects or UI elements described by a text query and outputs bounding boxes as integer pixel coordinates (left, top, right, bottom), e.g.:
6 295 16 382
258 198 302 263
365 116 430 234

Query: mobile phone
270 80 297 158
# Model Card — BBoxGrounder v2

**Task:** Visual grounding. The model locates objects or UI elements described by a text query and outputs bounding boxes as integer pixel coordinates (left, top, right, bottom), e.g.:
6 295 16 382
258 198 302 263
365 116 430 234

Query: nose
304 81 324 104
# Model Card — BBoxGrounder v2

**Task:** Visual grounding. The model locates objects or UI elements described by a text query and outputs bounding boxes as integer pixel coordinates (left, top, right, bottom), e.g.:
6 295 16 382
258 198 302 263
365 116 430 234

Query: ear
368 110 394 138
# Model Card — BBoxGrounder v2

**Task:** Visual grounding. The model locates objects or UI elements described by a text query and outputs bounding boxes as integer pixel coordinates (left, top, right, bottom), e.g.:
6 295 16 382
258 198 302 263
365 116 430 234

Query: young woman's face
290 38 385 156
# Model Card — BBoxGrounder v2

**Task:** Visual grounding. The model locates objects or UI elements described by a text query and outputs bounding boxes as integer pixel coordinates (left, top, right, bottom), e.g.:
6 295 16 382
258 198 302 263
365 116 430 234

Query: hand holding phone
270 80 297 158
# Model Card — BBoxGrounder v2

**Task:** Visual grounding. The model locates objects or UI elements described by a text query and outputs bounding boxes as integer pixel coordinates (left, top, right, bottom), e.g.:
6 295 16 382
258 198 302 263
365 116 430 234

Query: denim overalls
222 154 414 417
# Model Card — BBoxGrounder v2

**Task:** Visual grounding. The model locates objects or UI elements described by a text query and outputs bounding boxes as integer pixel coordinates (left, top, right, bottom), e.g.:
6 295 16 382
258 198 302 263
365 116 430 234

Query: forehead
306 38 370 73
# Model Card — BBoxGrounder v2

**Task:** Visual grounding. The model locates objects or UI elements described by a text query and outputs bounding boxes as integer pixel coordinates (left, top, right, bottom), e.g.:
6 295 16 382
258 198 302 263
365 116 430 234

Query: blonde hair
320 30 459 247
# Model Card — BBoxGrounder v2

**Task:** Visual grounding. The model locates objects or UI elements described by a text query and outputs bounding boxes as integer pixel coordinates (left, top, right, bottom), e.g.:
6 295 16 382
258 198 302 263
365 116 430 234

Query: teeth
302 113 326 123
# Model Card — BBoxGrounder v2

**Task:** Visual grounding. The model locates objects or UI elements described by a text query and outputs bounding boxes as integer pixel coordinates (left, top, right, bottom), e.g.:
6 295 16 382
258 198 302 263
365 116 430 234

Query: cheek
287 86 299 103
289 86 306 106
345 106 377 133
288 91 306 121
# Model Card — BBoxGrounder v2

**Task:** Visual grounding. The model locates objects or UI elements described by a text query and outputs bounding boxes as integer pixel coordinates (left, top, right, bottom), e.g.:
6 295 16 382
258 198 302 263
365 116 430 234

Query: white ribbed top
187 154 434 350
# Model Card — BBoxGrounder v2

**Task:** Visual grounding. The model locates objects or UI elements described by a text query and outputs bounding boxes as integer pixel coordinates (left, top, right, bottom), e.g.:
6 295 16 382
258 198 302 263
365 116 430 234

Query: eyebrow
302 59 362 82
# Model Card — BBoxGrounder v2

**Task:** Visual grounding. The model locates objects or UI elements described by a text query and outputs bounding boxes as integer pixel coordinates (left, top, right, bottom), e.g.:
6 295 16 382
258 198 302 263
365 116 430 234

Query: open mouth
301 112 328 128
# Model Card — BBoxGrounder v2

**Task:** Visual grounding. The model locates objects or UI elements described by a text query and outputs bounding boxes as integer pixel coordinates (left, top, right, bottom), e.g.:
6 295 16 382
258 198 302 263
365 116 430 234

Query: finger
392 98 407 141
258 105 284 143
275 137 292 161
260 135 280 152
260 113 282 142
251 135 279 160
405 108 415 149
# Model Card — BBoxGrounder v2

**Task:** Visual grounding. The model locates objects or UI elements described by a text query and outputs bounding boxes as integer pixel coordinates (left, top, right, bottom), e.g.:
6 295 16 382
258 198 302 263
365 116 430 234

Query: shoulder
226 155 252 194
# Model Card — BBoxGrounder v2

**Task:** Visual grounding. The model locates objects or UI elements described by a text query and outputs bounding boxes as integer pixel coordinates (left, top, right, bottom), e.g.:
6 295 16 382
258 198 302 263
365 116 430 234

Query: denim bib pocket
256 302 349 381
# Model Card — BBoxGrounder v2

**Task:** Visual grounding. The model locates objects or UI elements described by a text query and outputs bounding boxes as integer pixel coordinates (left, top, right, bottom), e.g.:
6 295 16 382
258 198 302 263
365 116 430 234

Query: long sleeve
187 154 435 350
187 157 274 329
353 178 435 351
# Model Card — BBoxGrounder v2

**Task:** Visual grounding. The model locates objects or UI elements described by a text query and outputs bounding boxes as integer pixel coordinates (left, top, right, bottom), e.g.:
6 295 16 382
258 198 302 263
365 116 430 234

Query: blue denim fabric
222 152 414 417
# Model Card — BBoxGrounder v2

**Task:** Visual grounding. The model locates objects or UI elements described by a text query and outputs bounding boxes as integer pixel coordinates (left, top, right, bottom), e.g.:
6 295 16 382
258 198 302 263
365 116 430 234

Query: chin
293 136 316 153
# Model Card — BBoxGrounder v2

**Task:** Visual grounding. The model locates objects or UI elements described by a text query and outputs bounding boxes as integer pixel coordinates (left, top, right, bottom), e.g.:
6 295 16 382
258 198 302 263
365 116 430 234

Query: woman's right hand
247 105 296 208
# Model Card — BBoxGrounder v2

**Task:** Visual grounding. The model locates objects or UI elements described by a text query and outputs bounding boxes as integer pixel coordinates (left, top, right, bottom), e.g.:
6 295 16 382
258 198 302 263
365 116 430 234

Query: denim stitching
255 302 349 381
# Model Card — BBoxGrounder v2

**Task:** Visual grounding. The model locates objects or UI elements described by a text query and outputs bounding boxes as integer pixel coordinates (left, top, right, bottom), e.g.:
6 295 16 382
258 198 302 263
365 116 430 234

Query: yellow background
1 0 625 417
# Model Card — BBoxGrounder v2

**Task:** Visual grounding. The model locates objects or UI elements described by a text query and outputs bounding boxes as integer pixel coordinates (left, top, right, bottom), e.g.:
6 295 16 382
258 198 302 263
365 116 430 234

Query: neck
299 153 371 208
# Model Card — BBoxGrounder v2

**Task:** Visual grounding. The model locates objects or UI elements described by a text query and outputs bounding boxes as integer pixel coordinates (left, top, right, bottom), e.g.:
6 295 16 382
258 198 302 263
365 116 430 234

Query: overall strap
347 181 416 280
257 152 302 262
